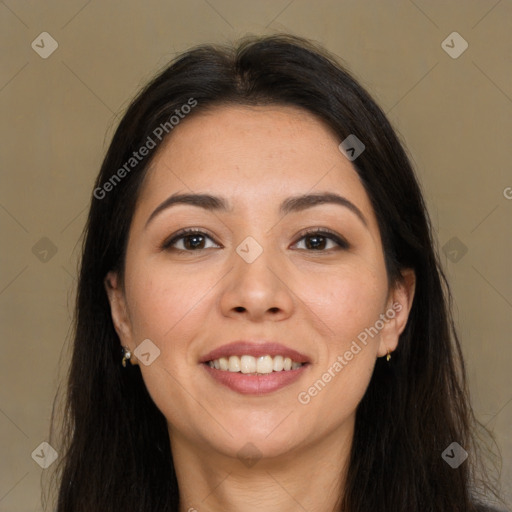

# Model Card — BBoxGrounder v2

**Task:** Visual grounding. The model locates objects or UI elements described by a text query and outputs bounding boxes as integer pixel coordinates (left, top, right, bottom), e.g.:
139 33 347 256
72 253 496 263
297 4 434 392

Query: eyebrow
145 192 368 228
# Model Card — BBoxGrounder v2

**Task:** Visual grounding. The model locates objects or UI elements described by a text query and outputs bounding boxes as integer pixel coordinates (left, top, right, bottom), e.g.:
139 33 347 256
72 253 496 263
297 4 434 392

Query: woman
48 34 505 511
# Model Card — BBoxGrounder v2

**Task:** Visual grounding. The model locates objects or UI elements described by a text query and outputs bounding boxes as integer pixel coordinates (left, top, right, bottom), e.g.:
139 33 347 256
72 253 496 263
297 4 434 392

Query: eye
161 228 221 252
292 228 349 251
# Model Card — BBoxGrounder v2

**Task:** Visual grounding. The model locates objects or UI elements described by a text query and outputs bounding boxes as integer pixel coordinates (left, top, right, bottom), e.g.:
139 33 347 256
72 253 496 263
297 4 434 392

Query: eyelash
161 227 350 253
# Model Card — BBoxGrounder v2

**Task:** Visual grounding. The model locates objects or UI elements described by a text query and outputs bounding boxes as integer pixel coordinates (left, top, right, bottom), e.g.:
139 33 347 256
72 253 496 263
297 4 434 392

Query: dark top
475 504 509 512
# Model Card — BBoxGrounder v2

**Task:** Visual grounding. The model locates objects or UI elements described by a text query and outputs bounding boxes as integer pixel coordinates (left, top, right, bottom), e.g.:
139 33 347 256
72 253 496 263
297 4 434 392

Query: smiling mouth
206 354 306 374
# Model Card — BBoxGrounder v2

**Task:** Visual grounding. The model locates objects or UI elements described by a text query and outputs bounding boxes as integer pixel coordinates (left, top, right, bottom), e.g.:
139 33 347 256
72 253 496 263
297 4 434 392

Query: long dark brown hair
46 34 503 512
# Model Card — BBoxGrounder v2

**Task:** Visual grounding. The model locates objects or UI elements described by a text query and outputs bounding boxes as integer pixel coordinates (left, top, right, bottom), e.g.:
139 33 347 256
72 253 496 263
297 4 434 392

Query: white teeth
240 355 256 374
228 355 240 372
257 355 273 374
273 355 284 371
207 354 304 373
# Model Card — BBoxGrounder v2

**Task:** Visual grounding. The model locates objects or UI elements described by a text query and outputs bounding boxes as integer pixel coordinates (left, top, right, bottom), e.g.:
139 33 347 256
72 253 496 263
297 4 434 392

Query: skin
105 105 416 512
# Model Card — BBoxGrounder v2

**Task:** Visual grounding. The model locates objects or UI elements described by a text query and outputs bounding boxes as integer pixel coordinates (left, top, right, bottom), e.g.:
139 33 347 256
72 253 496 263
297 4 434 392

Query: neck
170 417 354 512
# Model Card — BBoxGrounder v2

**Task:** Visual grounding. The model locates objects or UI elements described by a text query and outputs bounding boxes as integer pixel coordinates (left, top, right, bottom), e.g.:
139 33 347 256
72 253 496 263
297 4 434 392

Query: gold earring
121 346 132 367
386 349 392 362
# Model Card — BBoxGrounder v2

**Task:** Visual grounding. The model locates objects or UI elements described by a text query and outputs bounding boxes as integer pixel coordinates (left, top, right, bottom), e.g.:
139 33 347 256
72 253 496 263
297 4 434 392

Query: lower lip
202 363 309 395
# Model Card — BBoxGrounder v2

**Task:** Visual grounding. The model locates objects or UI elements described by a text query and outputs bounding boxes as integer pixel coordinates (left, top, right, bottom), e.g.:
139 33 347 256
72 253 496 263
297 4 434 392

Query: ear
377 268 416 358
104 271 138 364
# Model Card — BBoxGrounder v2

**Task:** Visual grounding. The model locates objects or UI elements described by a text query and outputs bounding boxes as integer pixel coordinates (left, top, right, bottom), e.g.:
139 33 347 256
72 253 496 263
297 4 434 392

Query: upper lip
199 341 311 364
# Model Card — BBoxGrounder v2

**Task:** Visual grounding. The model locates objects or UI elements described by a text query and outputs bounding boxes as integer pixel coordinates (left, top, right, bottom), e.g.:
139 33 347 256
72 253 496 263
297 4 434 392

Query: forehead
137 104 375 224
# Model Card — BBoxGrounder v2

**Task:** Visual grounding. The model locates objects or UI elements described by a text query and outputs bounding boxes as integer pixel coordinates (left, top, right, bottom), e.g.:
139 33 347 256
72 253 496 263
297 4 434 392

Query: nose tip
221 252 294 321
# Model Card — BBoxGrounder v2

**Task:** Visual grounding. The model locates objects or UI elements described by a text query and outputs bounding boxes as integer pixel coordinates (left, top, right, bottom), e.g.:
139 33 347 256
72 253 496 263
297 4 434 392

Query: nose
219 244 295 322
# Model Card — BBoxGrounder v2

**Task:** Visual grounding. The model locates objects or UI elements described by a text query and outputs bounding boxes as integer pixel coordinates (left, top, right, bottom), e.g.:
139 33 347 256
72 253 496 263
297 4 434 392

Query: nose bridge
234 233 280 292
220 232 294 319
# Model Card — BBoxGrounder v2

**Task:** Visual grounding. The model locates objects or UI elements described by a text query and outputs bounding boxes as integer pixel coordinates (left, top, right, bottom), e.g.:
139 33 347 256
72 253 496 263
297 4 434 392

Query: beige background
1 1 511 510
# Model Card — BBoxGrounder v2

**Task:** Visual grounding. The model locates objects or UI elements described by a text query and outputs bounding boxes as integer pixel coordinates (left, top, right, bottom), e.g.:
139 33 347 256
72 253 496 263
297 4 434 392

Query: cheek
296 277 382 431
122 264 210 422
299 264 386 409
123 258 221 355
127 275 197 338
301 263 386 344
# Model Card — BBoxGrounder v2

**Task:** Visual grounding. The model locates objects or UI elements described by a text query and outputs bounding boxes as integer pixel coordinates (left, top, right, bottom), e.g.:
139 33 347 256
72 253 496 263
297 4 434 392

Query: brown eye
162 229 220 252
293 229 349 251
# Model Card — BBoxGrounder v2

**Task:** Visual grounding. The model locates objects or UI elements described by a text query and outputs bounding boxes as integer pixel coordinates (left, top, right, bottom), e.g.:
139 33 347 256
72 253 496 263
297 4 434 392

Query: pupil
307 235 325 250
186 235 204 249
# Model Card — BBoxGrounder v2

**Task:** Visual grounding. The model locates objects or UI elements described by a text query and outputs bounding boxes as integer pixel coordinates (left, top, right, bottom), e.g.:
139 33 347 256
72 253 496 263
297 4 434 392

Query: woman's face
106 104 415 462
